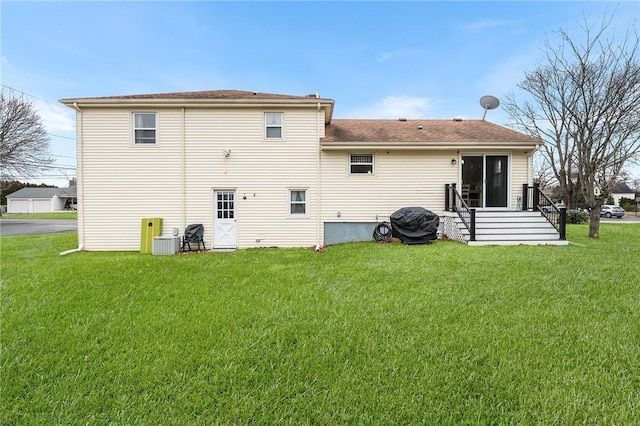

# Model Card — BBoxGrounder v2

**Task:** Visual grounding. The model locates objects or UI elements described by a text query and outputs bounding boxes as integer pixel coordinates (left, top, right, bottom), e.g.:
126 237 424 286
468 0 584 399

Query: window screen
350 153 374 174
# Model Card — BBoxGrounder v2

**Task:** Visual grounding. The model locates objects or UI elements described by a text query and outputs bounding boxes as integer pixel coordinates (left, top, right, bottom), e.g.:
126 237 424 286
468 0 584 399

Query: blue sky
2 1 638 186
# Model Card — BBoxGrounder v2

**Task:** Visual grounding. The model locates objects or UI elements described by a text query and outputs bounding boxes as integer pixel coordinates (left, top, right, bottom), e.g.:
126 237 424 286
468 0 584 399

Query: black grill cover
184 224 204 240
390 207 439 245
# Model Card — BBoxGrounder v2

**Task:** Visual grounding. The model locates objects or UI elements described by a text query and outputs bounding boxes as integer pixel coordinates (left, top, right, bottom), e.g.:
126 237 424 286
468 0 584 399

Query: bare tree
504 15 640 238
1 89 53 179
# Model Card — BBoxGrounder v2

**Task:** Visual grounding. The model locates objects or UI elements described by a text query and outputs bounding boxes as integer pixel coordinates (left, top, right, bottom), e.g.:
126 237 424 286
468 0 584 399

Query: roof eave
320 141 540 151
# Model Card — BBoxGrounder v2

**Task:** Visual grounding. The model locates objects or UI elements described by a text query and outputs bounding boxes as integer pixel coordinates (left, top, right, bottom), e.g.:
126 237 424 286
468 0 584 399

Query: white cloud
35 100 76 133
460 19 521 32
376 48 422 63
344 96 439 119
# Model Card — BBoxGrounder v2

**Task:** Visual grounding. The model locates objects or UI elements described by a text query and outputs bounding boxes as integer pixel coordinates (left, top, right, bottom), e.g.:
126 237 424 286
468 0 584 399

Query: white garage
8 198 48 213
6 186 77 214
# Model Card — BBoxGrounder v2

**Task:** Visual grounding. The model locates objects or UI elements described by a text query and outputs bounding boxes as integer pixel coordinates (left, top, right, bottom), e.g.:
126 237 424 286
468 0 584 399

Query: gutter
321 142 540 151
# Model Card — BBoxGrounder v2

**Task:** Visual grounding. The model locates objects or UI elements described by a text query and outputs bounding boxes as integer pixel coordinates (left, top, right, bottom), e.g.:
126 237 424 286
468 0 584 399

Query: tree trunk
589 209 601 238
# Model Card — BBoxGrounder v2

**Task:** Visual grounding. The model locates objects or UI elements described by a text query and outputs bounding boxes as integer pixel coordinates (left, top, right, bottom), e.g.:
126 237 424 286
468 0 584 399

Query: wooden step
468 239 569 246
447 210 565 246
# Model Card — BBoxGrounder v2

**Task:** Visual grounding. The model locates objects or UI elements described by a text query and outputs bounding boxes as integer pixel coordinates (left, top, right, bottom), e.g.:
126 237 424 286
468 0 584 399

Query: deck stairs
446 210 569 246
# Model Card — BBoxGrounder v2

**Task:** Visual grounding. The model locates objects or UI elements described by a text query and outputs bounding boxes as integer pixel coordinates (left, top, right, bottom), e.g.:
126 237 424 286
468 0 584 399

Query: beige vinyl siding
320 149 529 232
510 151 530 208
79 106 322 250
183 108 321 248
320 150 459 224
80 108 184 250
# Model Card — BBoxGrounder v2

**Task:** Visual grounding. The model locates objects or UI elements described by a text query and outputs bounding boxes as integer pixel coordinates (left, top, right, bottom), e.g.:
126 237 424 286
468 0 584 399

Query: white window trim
264 112 284 140
349 153 375 175
132 111 158 146
287 188 308 217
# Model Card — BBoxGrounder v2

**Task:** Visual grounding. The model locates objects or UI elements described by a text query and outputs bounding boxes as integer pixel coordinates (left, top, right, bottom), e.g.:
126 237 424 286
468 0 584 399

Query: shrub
619 197 637 211
566 209 589 224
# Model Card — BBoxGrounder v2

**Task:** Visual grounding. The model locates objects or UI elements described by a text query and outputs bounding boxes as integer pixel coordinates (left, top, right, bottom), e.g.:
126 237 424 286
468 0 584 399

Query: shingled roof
7 186 77 199
612 182 634 194
322 119 541 145
60 90 336 124
69 90 324 101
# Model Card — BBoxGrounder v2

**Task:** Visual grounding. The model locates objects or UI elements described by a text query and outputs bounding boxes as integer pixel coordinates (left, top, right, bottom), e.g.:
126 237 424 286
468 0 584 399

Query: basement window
350 153 374 174
133 112 157 144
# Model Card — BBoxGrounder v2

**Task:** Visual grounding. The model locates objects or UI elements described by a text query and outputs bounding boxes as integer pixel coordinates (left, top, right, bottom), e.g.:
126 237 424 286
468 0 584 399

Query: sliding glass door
461 155 509 208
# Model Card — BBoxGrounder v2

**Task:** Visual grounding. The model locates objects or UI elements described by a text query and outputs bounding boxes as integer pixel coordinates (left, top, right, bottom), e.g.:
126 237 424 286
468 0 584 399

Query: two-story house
60 90 561 251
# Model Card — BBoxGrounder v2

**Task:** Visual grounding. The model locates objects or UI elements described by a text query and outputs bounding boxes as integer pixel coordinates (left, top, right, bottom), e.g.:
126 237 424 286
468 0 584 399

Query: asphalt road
0 219 78 236
600 216 640 223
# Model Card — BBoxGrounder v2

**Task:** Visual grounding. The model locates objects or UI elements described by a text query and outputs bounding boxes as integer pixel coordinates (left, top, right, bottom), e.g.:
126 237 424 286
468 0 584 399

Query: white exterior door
214 190 236 248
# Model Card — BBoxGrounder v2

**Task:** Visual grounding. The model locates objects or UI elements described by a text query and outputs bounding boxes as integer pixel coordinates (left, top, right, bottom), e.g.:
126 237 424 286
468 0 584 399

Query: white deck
443 211 569 246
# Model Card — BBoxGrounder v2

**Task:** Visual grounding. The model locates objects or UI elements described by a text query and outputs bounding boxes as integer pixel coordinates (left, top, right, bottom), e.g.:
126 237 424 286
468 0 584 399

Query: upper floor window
289 189 307 215
133 112 157 144
350 153 374 174
265 112 283 139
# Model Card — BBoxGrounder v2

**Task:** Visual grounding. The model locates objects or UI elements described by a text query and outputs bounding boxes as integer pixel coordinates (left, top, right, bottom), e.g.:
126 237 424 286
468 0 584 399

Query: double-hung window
289 189 307 215
350 153 374 174
133 112 157 144
265 112 283 139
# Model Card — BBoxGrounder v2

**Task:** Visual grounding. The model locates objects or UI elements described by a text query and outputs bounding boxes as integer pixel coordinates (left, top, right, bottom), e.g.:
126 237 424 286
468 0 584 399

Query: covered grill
390 207 439 245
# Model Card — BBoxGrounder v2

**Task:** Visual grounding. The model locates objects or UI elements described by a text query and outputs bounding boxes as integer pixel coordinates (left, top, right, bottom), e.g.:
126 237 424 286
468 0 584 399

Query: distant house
611 182 635 206
6 186 77 214
60 89 559 251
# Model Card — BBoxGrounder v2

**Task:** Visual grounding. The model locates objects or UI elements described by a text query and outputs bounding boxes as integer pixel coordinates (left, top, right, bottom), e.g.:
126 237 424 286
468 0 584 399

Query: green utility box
140 218 163 253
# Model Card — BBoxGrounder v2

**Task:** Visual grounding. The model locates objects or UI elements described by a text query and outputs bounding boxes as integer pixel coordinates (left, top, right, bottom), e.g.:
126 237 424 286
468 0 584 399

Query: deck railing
522 183 566 240
445 183 566 242
444 183 476 242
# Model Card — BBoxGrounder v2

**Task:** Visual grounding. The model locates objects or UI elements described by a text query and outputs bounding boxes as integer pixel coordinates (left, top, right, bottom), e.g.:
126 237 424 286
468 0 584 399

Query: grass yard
1 225 639 424
1 211 78 220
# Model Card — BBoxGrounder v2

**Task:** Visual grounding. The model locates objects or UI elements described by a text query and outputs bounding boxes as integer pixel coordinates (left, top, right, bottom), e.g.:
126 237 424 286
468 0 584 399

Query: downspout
181 107 186 231
315 102 322 252
60 102 85 255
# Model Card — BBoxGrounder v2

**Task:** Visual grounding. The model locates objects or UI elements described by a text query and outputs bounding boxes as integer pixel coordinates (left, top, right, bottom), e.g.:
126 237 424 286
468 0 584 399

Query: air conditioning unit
153 236 180 256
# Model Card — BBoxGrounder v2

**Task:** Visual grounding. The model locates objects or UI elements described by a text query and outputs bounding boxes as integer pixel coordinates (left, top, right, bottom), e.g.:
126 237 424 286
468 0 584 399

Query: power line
49 133 75 141
1 84 62 108
7 174 77 178
2 85 77 147
7 160 76 170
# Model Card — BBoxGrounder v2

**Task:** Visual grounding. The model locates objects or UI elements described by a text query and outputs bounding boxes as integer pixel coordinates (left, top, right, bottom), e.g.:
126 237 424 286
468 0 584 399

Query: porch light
451 159 457 166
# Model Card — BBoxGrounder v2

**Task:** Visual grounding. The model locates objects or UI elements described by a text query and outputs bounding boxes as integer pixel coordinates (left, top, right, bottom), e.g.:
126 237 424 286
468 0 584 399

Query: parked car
600 205 625 218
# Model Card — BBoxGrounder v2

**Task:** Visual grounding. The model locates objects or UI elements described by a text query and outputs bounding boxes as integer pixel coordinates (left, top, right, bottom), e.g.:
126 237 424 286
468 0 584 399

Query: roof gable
612 182 634 194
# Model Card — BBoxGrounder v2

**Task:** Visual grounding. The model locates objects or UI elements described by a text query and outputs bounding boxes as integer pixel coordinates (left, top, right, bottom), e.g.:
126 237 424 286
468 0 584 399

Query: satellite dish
479 95 500 121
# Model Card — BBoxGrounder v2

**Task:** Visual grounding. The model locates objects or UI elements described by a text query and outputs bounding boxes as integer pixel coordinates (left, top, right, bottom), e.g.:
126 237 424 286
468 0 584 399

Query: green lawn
1 211 77 220
2 225 639 424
